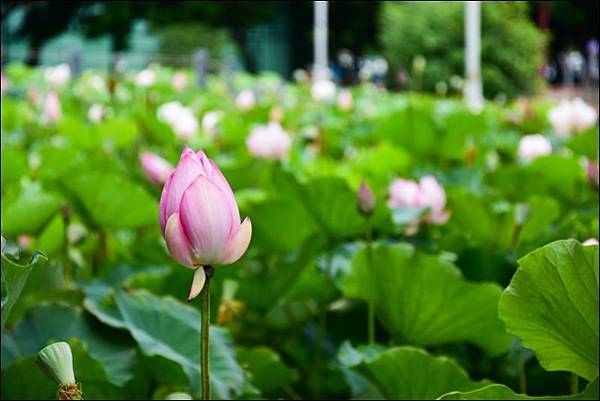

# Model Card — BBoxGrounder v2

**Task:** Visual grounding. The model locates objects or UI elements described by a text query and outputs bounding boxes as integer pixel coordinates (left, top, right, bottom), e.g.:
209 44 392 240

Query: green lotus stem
570 373 578 394
518 362 527 394
201 269 211 400
366 219 375 345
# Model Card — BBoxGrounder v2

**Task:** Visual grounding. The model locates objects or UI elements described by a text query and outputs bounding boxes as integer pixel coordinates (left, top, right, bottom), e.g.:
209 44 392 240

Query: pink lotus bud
140 151 175 186
417 175 450 225
159 147 252 300
587 160 599 189
18 235 32 251
357 180 375 216
157 102 198 140
246 122 292 161
172 71 187 92
236 90 256 112
337 89 353 111
44 91 62 123
548 100 572 137
548 98 598 136
387 178 421 208
518 134 552 161
583 238 599 246
311 80 336 102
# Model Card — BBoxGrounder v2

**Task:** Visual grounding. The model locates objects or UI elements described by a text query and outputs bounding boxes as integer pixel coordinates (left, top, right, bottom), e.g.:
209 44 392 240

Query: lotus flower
160 147 252 300
587 159 599 189
172 71 187 92
135 69 156 87
43 91 62 123
0 74 8 96
583 238 599 246
246 122 292 161
236 89 256 111
311 80 336 102
88 104 104 124
337 89 353 111
44 64 71 88
357 180 375 216
518 134 552 161
157 101 198 140
548 98 597 137
202 110 222 138
140 151 175 186
388 175 450 226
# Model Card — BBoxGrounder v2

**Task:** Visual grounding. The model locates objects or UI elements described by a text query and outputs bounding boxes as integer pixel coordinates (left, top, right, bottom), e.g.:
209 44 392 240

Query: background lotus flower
388 176 449 225
518 134 552 161
236 89 256 111
157 101 199 140
140 151 175 186
202 110 222 138
160 147 252 300
0 74 8 95
311 80 336 102
88 104 104 124
337 89 353 111
417 175 450 224
548 98 597 136
44 64 71 88
582 238 599 246
246 122 292 161
172 71 187 92
587 159 599 189
43 91 62 123
135 69 156 87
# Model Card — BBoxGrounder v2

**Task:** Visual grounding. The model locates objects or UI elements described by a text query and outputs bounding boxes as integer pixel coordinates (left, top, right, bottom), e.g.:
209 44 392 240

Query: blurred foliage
380 2 547 99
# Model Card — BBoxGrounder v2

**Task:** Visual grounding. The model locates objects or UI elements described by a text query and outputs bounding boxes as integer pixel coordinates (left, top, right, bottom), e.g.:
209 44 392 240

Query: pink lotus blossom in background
337 89 353 111
43 91 62 123
388 175 450 229
140 151 175 186
311 80 336 102
357 180 375 216
172 71 187 92
202 110 223 138
583 238 599 246
159 147 252 300
0 75 8 96
548 98 597 137
246 122 292 161
135 69 156 87
44 64 71 88
518 134 552 161
236 89 256 112
88 104 104 124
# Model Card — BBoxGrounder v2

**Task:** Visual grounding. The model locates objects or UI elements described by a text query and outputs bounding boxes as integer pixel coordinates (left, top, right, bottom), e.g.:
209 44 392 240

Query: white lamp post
314 1 329 81
464 1 483 112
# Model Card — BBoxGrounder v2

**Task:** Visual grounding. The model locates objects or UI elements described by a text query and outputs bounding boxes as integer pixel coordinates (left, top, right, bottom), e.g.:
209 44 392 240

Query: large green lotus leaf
68 338 150 399
439 378 598 400
236 346 297 394
1 250 47 326
249 198 316 253
109 288 245 399
1 146 28 187
6 303 136 386
95 118 139 149
525 156 583 200
567 128 599 159
338 343 488 400
1 356 55 399
300 177 366 239
37 144 82 181
58 116 100 150
341 242 511 355
1 186 63 236
499 240 599 381
64 171 156 230
35 213 65 257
